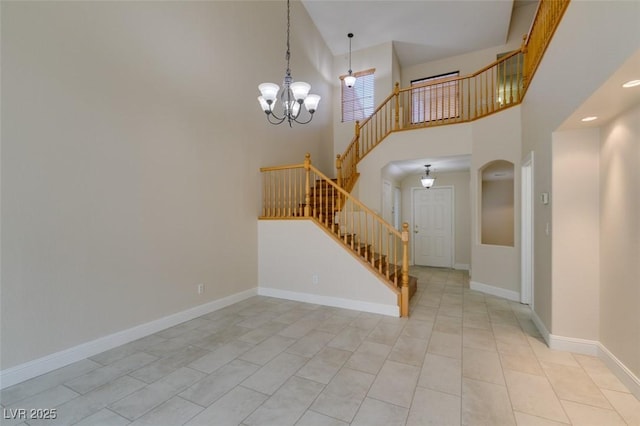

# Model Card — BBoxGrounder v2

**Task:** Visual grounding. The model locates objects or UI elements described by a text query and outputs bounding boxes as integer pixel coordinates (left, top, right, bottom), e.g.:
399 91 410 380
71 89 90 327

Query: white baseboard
454 263 470 271
258 287 399 317
528 310 640 399
598 342 640 400
469 281 520 302
530 309 550 345
0 288 258 389
548 334 599 356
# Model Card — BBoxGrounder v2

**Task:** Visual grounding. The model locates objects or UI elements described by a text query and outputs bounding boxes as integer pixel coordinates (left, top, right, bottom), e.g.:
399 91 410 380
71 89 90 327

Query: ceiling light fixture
421 164 436 188
581 116 598 122
344 33 356 88
257 0 320 126
622 79 640 88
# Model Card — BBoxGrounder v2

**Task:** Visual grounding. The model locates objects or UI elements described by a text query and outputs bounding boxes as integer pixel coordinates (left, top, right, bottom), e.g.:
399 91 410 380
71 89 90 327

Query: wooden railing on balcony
522 0 570 97
260 154 411 316
339 0 569 191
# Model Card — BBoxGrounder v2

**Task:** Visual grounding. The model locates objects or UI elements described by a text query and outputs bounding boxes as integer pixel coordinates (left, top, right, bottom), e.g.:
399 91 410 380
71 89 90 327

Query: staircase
305 177 418 301
261 155 414 316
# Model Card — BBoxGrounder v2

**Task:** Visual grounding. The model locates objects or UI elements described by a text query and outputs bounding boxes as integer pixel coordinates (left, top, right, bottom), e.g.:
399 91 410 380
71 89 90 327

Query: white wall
599 105 640 382
0 1 333 371
521 0 639 337
258 220 399 316
552 128 600 341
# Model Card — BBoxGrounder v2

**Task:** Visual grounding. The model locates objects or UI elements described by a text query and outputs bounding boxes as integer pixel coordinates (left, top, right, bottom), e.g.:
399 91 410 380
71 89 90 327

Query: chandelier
421 164 436 188
257 0 321 126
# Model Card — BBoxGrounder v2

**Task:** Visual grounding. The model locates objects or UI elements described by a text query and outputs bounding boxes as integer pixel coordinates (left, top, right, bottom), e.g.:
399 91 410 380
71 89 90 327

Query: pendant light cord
285 0 291 79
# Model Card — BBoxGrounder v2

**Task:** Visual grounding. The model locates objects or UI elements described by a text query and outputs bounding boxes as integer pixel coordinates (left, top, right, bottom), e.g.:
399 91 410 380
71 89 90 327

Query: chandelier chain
285 0 291 78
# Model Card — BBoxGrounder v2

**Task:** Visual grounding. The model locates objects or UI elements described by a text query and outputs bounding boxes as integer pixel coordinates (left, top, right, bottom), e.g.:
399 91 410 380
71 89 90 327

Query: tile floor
2 266 639 425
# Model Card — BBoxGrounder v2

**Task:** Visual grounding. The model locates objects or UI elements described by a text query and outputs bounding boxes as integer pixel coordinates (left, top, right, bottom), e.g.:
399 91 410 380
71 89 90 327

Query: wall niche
480 160 514 246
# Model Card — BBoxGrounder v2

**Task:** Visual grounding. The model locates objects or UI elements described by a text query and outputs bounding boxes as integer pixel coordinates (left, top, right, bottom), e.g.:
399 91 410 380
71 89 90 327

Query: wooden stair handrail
308 164 402 240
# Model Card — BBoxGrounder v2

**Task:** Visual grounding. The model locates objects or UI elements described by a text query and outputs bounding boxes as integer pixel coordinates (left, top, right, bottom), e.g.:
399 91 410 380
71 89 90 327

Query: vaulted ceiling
301 0 533 67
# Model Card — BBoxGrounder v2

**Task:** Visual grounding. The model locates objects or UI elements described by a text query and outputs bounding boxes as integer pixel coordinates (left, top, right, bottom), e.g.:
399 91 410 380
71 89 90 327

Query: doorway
413 187 454 267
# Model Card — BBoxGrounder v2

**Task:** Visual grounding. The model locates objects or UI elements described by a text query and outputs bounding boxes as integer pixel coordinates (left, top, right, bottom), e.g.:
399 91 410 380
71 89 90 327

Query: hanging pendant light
344 33 356 88
421 164 436 188
257 0 320 127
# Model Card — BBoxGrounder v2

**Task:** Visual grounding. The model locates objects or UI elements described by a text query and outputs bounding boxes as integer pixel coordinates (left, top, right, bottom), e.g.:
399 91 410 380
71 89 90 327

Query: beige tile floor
2 266 639 425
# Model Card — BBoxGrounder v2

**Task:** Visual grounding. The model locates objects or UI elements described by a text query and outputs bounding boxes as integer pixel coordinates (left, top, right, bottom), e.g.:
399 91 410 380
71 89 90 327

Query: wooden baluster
364 212 369 256
336 155 343 211
394 82 400 130
491 66 495 112
354 121 360 162
286 169 291 216
276 171 280 217
262 173 266 217
312 172 317 220
401 222 410 317
375 222 380 270
467 77 471 120
304 153 311 217
439 83 443 122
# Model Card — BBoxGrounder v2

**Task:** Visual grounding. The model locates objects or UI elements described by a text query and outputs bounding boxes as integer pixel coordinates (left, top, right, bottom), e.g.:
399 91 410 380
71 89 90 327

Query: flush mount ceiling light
421 164 436 188
581 116 598 122
257 0 320 126
622 79 640 88
344 33 356 88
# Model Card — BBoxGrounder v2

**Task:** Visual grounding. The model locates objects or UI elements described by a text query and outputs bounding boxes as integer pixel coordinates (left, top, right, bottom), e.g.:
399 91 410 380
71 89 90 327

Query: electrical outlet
197 283 204 294
312 274 319 284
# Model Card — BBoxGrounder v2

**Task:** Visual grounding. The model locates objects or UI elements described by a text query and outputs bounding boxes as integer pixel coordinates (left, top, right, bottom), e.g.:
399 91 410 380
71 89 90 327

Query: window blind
341 69 375 122
411 71 460 123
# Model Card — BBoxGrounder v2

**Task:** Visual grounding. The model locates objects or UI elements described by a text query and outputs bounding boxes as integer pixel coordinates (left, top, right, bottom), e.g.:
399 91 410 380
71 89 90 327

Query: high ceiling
301 0 525 67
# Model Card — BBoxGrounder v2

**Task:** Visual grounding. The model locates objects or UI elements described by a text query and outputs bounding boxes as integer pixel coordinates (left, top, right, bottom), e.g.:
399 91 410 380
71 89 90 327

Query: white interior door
413 187 453 267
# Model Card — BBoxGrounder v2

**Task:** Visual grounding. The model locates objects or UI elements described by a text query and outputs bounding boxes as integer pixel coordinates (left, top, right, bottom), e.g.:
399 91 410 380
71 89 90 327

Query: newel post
304 153 311 217
401 222 410 317
394 82 400 130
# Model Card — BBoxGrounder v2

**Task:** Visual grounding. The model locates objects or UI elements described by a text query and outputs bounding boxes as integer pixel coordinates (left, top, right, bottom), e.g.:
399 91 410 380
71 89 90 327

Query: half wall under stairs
258 220 406 317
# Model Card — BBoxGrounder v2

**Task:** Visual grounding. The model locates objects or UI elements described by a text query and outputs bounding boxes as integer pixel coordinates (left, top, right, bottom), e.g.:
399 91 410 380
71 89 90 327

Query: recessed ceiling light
581 116 598 122
622 79 640 88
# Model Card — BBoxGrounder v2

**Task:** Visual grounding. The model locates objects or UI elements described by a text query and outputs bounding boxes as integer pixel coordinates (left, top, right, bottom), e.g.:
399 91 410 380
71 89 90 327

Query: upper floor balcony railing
338 0 569 192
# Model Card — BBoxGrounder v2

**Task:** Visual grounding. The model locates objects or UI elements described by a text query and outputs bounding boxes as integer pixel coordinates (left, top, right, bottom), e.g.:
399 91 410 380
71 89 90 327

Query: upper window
341 68 375 122
411 71 460 123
